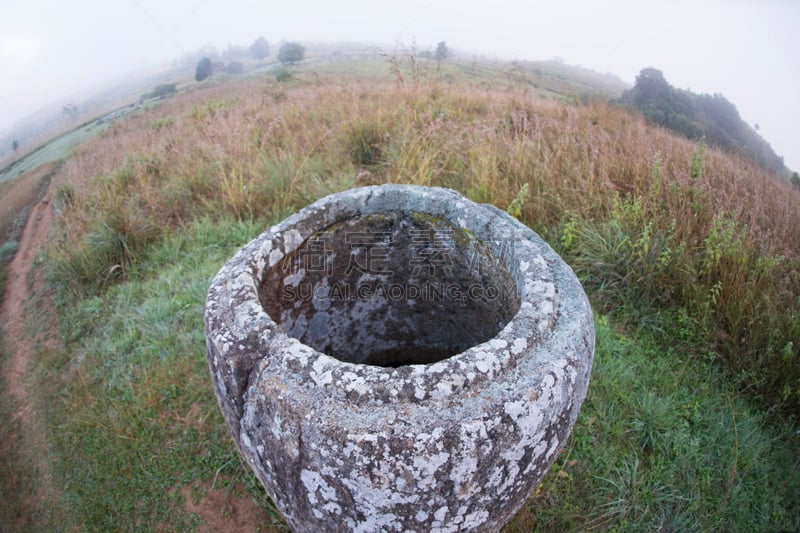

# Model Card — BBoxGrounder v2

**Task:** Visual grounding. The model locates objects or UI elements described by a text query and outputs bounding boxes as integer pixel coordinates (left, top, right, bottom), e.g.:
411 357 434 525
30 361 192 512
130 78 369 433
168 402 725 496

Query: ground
0 175 274 532
1 180 60 530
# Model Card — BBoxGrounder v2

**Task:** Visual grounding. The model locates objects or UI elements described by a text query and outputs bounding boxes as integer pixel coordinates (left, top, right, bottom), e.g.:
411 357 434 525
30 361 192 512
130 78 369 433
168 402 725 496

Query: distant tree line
195 57 246 81
191 37 311 81
619 68 787 175
193 36 273 82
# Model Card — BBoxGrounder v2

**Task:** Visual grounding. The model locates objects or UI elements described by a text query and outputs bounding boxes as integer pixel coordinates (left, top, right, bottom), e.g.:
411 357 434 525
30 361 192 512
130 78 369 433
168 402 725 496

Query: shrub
278 42 305 64
275 68 292 83
250 36 270 60
141 83 177 100
195 57 212 82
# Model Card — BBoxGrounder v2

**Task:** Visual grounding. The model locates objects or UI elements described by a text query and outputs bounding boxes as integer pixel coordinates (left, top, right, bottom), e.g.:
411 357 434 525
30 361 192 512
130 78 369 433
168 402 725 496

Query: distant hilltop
619 67 790 178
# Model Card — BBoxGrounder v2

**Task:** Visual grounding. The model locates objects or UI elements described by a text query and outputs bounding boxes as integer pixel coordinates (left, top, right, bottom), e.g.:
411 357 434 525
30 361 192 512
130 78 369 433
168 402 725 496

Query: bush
275 68 292 83
195 57 212 82
278 42 305 64
141 83 177 100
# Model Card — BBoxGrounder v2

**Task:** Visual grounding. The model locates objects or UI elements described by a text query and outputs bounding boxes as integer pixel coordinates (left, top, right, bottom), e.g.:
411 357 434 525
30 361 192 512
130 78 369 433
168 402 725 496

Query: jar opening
260 212 520 367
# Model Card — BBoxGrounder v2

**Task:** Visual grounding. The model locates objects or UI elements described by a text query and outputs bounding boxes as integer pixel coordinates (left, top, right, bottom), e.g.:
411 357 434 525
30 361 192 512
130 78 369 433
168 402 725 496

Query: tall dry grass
45 68 800 415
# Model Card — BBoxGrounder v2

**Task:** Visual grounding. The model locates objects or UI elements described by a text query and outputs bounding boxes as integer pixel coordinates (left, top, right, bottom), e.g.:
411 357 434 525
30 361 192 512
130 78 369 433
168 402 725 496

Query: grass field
2 54 799 531
0 123 104 185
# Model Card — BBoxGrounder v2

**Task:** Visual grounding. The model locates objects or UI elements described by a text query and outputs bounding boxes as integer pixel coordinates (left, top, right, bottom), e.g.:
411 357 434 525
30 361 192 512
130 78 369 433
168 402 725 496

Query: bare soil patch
176 480 280 533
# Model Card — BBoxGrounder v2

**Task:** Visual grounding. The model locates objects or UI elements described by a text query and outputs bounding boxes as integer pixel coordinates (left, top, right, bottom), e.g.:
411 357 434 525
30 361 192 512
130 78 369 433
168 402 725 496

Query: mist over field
0 0 798 171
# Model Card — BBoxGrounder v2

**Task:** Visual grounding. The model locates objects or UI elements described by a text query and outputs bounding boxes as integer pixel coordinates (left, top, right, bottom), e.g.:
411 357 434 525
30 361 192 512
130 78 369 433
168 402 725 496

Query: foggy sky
1 0 798 172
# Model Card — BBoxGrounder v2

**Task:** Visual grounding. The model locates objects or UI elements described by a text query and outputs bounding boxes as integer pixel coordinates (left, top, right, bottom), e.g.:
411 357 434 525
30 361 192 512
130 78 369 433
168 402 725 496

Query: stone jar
204 185 594 532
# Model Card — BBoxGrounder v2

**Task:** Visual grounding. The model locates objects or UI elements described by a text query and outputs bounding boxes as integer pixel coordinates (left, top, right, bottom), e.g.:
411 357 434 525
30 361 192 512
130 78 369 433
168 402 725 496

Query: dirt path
0 181 62 529
4 189 56 404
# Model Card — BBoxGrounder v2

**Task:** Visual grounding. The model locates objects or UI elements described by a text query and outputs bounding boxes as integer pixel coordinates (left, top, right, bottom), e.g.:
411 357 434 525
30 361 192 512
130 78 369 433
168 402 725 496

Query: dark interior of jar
259 212 520 367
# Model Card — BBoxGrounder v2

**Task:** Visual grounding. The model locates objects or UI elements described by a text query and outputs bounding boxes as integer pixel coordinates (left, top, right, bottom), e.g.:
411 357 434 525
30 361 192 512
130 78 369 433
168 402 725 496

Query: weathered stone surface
205 185 594 532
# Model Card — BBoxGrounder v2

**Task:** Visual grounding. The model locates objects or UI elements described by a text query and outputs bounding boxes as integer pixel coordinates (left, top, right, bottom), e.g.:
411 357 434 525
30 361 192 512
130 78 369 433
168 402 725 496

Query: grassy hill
1 52 799 531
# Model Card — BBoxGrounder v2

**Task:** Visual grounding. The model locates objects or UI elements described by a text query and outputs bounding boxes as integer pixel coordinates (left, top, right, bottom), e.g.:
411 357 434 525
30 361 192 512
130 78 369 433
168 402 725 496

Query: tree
195 57 213 82
12 140 19 152
278 42 305 64
250 37 270 61
631 67 670 102
434 41 449 61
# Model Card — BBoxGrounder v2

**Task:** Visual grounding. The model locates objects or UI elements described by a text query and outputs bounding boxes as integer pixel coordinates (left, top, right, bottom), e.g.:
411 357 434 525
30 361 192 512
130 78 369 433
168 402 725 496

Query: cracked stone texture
205 185 594 532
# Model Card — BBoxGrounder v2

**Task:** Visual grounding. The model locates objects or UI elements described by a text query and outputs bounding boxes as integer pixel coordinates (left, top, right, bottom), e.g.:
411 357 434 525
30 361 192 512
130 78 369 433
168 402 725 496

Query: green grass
4 56 798 530
512 316 800 531
39 222 800 529
42 217 286 530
